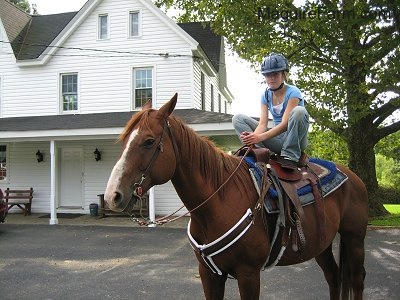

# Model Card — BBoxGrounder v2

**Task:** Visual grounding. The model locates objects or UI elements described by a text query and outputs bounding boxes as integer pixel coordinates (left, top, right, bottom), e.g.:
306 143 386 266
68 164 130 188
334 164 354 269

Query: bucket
89 203 98 217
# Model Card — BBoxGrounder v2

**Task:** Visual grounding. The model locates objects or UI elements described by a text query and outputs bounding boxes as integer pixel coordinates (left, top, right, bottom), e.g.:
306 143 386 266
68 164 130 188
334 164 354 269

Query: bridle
132 118 179 198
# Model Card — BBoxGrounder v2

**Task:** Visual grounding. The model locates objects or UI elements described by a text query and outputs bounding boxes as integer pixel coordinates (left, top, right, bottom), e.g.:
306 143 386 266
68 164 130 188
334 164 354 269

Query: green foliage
9 0 31 13
307 128 348 165
375 131 400 162
155 0 400 204
155 0 400 139
376 154 400 187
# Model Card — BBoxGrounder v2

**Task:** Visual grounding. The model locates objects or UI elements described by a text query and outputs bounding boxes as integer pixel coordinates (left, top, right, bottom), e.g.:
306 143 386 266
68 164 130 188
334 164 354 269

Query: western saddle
237 146 326 255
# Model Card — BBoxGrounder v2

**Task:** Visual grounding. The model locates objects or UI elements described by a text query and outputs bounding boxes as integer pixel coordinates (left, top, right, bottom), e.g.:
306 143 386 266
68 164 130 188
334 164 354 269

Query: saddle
236 146 326 255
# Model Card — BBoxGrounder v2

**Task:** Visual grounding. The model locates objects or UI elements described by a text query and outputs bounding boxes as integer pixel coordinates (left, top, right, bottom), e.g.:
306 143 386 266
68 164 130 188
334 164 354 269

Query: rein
152 145 254 225
131 125 255 226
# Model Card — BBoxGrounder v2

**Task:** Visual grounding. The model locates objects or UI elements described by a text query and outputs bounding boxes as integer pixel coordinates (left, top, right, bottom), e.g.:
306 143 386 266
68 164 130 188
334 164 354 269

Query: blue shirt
261 84 304 126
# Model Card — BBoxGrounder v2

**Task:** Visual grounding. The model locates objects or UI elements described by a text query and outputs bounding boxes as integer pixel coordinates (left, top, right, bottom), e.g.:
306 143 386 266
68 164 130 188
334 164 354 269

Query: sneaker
275 156 298 170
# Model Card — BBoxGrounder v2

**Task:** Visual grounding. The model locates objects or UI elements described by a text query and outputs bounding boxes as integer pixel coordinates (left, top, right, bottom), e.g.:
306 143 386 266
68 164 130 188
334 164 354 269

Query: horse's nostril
114 192 122 204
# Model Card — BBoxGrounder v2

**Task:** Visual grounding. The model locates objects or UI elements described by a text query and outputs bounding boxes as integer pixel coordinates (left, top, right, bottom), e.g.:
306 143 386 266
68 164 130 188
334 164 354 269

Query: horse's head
104 93 178 212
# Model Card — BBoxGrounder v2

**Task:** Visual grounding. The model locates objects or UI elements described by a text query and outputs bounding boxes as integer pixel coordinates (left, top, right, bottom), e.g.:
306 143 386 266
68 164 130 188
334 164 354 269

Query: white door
59 148 83 208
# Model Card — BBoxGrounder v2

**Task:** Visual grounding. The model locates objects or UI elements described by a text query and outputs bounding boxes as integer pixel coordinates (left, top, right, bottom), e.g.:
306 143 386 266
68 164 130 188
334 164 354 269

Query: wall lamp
94 148 101 161
36 150 44 162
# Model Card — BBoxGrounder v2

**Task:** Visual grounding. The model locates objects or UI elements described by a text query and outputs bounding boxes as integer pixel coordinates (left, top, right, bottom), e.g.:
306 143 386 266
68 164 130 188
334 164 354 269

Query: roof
178 22 221 71
0 0 31 55
0 0 221 70
0 109 233 132
17 12 78 60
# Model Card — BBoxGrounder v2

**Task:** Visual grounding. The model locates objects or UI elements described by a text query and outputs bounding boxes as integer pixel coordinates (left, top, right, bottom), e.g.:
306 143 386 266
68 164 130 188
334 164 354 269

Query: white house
0 0 241 224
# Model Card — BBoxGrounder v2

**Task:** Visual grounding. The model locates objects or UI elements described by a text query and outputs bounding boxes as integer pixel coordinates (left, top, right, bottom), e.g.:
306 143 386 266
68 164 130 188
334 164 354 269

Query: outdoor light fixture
36 150 43 162
94 148 101 161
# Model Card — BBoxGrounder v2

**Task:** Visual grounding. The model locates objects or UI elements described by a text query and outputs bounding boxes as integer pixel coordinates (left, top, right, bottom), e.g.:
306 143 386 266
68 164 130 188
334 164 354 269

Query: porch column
49 140 58 225
148 187 156 227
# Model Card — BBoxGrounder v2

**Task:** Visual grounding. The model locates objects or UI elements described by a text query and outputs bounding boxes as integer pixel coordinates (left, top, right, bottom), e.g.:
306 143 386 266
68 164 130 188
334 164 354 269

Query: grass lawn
368 204 400 227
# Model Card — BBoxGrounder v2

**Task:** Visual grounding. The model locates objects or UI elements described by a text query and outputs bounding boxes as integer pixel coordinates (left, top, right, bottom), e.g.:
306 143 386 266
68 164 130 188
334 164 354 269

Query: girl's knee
232 113 247 124
290 106 308 120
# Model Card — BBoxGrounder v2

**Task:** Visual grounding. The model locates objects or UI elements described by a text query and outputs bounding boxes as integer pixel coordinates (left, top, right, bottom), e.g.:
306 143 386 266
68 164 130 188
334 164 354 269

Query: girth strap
308 176 326 242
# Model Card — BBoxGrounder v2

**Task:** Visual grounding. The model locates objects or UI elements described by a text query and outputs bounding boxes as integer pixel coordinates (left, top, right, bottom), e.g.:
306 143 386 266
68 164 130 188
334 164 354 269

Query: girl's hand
240 132 262 145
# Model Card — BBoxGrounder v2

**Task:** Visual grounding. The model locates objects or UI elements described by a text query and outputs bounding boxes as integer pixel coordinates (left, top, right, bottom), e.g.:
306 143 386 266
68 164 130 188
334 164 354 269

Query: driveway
0 224 398 299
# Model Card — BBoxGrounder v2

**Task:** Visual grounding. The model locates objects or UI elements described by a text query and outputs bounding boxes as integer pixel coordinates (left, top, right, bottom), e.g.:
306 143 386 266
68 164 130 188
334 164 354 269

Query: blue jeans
232 106 309 161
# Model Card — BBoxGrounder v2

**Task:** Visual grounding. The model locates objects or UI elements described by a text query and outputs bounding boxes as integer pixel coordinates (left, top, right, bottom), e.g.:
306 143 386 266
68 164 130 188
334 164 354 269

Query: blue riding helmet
261 53 289 75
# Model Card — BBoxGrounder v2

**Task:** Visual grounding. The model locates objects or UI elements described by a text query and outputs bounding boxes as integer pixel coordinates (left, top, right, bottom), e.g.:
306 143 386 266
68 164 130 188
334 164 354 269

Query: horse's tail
338 236 353 299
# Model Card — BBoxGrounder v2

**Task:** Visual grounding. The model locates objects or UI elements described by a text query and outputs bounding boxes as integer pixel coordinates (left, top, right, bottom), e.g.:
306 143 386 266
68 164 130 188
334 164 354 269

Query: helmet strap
270 82 284 92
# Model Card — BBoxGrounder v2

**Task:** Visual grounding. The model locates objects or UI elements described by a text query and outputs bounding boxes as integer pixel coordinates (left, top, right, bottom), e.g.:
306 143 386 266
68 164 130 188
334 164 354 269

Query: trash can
89 203 98 217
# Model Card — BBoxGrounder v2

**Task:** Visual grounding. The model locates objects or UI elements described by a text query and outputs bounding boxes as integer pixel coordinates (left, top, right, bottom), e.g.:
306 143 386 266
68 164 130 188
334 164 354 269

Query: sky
32 0 263 117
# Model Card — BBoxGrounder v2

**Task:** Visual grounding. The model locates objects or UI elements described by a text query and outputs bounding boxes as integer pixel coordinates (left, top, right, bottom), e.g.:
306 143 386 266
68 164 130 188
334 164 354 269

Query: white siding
0 139 181 215
193 61 230 112
0 0 197 118
154 182 186 215
0 0 233 216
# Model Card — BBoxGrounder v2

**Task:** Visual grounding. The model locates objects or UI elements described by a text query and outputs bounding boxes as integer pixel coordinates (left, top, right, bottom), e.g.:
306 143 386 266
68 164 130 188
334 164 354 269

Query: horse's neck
171 164 215 211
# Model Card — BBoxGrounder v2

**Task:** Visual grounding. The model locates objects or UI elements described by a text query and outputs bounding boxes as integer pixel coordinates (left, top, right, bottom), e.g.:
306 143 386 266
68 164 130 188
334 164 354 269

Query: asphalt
0 214 399 300
3 212 190 228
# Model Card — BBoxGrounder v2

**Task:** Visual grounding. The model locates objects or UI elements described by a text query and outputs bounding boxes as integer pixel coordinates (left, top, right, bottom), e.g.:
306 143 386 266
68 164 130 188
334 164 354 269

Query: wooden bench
5 188 33 216
97 193 148 218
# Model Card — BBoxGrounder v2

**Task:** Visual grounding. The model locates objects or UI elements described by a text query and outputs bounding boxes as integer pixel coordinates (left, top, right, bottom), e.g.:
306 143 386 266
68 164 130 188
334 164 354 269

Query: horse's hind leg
315 243 340 300
340 234 366 300
199 263 227 300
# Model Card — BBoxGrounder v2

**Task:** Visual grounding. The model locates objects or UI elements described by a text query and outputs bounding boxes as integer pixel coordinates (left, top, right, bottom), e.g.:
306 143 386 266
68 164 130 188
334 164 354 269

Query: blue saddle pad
245 157 348 214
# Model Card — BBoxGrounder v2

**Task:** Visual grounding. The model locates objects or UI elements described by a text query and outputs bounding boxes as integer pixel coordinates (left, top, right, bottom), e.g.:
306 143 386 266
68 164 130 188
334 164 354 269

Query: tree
156 0 400 215
307 129 348 165
8 0 32 13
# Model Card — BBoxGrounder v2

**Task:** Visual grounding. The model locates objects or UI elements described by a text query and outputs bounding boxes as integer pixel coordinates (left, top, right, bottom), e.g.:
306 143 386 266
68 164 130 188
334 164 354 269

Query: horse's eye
143 139 155 149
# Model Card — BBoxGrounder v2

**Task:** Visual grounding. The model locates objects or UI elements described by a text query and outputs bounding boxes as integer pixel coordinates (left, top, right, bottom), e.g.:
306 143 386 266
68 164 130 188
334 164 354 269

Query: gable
0 0 222 71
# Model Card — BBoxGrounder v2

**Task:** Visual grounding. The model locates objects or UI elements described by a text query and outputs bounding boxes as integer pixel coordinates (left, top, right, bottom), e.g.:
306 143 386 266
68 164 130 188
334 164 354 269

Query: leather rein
129 118 256 226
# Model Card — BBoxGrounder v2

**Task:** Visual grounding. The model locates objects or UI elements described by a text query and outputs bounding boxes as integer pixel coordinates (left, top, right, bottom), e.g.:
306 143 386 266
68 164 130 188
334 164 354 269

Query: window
201 72 205 110
61 74 78 112
133 68 152 108
0 145 7 181
129 11 140 37
98 14 108 39
218 94 222 113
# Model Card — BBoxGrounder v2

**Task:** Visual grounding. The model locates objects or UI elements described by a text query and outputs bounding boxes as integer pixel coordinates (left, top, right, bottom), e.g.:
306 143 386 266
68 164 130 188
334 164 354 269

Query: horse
104 93 368 300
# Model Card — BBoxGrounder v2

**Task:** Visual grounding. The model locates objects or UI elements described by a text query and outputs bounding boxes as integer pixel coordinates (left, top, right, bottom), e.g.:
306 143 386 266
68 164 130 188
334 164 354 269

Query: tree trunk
347 124 387 216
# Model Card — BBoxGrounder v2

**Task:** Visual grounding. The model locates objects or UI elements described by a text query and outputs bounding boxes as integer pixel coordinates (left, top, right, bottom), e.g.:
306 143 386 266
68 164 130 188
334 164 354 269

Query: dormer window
98 14 109 40
129 11 140 37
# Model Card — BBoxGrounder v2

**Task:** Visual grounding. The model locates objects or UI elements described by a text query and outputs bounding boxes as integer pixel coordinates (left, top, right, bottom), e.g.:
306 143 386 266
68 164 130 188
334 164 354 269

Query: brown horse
104 94 368 300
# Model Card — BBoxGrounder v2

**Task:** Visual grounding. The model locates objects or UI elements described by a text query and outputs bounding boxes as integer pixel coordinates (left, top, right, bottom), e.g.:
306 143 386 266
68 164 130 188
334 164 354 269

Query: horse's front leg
199 263 227 300
237 270 261 300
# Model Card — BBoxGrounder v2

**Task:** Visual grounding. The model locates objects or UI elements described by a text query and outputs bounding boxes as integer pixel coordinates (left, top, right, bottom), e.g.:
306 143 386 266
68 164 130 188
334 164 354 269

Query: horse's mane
169 116 253 192
118 109 153 145
118 110 253 193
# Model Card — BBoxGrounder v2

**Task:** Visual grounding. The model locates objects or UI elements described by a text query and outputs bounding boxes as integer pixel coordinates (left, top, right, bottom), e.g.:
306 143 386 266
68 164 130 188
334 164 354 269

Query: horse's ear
157 93 177 119
142 99 152 110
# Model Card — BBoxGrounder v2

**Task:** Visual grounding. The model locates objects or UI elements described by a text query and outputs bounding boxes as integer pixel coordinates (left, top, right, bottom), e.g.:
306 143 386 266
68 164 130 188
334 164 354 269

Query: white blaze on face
104 129 139 202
